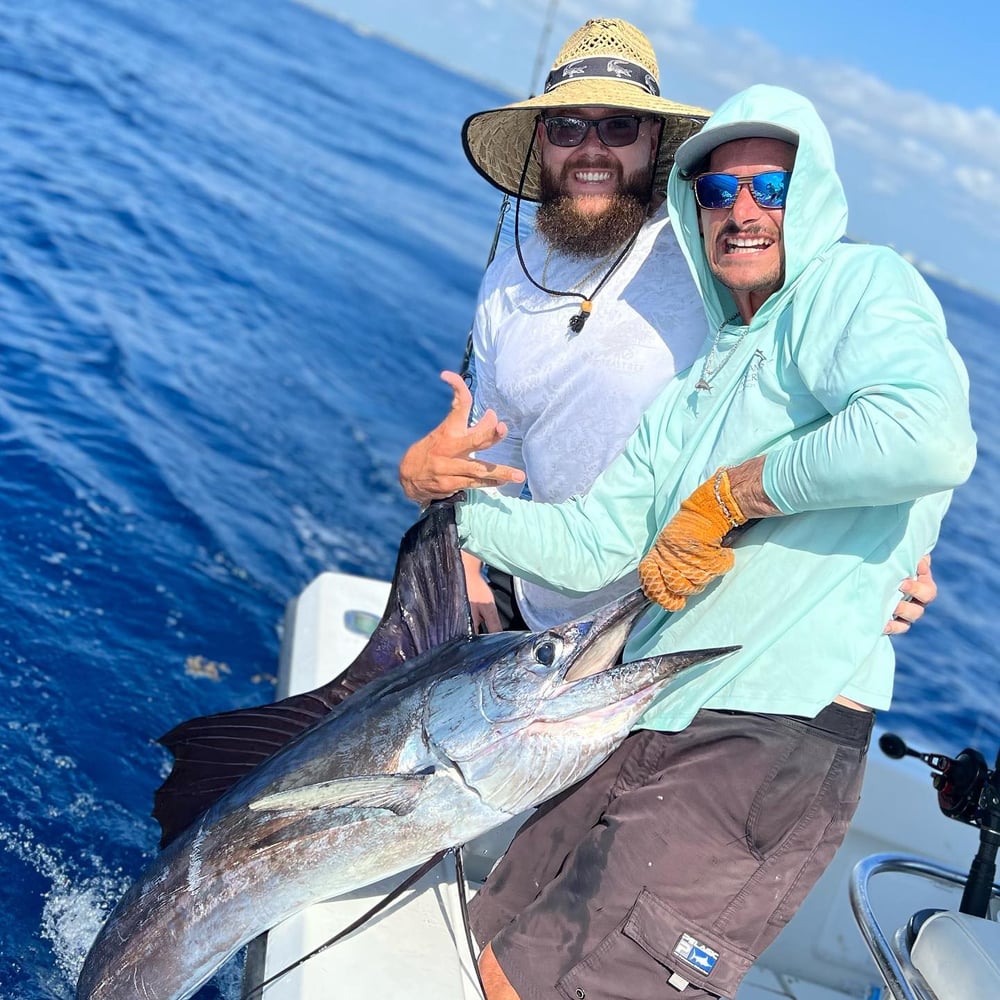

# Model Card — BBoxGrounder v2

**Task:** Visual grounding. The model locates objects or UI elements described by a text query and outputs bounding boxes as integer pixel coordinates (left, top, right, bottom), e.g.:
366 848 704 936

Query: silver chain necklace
695 313 746 392
540 246 620 292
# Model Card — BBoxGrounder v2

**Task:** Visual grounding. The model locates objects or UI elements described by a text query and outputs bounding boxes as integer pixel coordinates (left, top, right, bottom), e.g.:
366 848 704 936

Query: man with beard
399 18 935 635
401 17 711 633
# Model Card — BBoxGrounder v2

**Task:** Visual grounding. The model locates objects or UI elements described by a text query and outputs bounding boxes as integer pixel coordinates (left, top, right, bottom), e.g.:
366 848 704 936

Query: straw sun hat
462 18 711 202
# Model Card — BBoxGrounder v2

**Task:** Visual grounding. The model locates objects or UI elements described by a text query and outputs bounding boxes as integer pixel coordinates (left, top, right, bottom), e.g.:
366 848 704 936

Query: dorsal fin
152 498 472 848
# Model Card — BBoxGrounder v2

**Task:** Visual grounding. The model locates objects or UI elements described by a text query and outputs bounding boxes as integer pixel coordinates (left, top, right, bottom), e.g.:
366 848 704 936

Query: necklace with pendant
508 125 643 335
516 225 643 335
694 313 746 391
540 247 623 333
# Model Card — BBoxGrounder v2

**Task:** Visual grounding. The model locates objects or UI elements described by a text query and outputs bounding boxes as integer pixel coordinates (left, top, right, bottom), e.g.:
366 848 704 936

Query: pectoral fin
249 772 430 817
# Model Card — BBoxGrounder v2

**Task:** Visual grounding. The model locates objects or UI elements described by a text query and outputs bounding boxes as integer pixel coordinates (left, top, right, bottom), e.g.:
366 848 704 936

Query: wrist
712 468 747 528
725 456 781 519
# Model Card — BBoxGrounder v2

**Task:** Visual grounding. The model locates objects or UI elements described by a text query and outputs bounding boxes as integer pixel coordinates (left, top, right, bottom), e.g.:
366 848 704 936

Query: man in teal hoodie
454 85 976 1000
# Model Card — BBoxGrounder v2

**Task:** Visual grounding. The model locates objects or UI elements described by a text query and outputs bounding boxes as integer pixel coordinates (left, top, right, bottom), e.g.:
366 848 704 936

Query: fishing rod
460 0 560 378
240 847 490 999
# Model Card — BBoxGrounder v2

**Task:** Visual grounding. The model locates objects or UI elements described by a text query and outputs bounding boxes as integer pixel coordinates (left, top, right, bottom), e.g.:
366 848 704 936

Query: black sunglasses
540 114 647 148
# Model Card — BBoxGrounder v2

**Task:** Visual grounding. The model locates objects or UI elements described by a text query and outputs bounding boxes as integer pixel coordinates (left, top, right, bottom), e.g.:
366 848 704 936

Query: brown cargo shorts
469 703 872 1000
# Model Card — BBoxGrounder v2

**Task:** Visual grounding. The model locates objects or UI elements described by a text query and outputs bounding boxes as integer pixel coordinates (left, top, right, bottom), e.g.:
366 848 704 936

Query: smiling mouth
724 235 773 255
573 169 613 184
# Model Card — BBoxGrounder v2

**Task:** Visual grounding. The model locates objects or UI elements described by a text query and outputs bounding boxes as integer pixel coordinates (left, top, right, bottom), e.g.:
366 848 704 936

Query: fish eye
534 640 557 666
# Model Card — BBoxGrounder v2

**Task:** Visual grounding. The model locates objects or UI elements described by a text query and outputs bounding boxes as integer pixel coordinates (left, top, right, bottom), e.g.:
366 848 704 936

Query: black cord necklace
512 126 643 334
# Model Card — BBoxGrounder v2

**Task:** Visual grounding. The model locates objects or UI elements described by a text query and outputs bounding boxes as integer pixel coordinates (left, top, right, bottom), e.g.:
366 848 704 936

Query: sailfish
77 498 737 1000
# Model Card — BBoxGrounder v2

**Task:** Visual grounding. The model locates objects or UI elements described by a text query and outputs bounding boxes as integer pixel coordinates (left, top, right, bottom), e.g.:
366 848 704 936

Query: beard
534 160 655 258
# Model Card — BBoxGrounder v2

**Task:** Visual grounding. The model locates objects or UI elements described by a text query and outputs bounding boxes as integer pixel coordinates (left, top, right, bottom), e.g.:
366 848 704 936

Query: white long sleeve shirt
470 206 706 627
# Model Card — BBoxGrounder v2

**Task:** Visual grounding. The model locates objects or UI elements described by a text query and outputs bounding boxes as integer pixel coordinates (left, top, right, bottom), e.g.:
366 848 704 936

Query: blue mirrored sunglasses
540 114 646 148
693 171 791 210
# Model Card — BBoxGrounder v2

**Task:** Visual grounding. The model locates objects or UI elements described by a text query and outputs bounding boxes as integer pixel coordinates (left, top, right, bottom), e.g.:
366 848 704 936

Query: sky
307 0 998 298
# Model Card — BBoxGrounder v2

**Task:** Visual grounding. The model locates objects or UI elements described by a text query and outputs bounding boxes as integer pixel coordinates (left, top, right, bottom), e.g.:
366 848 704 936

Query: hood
666 84 848 331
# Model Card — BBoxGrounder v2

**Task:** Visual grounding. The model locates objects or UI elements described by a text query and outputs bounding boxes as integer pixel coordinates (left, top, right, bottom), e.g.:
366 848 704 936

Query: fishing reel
880 732 1000 917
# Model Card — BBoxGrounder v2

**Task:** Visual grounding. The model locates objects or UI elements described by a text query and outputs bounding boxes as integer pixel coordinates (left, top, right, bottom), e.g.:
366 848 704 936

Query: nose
730 182 762 223
578 123 607 150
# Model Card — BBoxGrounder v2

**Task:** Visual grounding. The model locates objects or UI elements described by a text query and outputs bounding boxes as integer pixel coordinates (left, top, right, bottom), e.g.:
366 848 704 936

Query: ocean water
0 1 996 997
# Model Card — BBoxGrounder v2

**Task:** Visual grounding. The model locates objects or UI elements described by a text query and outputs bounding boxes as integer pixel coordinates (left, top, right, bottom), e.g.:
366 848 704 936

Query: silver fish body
77 587 733 1000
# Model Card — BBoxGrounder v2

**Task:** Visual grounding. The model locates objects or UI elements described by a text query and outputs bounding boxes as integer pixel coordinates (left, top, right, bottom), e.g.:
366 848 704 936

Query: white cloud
953 165 1000 226
867 169 903 195
624 12 1000 181
955 164 997 197
303 0 997 291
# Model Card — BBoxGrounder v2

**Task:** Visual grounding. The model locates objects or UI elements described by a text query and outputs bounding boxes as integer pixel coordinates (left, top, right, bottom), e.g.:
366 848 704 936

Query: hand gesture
399 371 526 505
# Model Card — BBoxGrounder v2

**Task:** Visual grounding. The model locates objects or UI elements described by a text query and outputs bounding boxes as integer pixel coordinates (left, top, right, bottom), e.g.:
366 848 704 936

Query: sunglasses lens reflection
694 171 789 210
750 171 788 208
694 174 736 208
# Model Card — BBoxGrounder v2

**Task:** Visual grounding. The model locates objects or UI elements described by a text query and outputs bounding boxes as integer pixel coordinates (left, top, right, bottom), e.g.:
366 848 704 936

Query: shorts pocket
556 888 755 1000
766 797 857 930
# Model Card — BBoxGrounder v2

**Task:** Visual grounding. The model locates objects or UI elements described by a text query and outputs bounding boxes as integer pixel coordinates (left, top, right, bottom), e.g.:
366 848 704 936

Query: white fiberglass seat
910 909 1000 1000
850 853 1000 1000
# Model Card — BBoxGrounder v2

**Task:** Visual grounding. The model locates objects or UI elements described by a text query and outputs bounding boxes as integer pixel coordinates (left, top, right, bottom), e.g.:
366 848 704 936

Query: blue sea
0 1 997 997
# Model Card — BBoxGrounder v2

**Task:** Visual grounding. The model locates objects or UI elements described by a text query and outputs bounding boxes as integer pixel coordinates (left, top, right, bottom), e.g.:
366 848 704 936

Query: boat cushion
910 909 1000 1000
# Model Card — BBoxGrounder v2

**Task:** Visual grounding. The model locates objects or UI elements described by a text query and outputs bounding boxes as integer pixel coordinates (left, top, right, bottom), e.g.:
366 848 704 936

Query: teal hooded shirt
457 85 976 730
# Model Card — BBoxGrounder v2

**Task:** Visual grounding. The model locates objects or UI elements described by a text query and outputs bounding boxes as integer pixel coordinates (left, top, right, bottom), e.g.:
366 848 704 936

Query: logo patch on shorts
672 933 719 976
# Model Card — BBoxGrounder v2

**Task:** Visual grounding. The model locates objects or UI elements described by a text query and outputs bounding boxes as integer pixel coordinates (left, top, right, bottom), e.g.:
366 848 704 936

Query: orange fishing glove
638 468 747 611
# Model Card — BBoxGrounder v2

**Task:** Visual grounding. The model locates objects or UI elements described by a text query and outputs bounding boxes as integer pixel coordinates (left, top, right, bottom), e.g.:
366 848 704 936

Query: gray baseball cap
674 120 799 175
